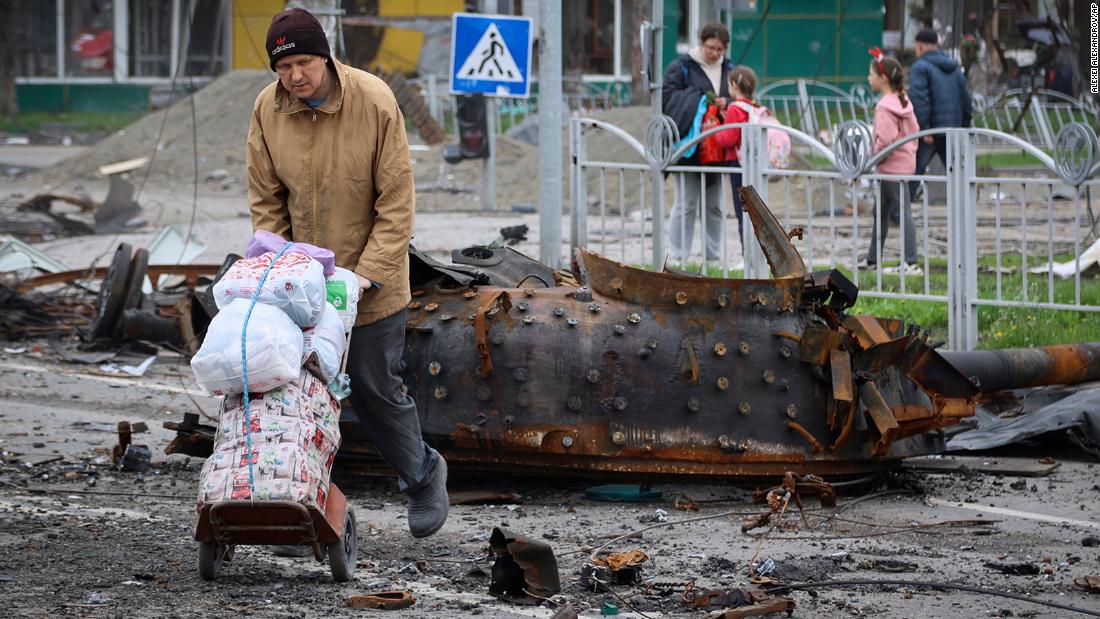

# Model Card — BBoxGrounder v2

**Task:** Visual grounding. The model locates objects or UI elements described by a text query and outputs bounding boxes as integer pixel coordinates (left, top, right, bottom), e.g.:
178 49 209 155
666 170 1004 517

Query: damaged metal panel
334 192 983 478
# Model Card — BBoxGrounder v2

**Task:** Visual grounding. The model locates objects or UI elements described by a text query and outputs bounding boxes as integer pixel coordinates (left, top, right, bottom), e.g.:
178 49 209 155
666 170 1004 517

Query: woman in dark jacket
662 22 732 265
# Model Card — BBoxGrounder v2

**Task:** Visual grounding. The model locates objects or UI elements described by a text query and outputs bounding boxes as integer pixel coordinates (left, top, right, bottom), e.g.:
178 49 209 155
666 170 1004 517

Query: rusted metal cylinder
941 342 1100 392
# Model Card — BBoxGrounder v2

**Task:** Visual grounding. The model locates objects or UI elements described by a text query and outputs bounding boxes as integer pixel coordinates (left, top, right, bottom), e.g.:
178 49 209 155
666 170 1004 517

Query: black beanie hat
915 28 938 44
266 8 331 70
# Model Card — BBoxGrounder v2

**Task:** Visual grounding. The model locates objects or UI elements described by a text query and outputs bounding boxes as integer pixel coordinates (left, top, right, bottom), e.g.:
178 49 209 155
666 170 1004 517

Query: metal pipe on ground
941 343 1100 392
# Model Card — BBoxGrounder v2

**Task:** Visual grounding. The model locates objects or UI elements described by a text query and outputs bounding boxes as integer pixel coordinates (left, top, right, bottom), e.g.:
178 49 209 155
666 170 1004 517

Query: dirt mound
35 71 275 196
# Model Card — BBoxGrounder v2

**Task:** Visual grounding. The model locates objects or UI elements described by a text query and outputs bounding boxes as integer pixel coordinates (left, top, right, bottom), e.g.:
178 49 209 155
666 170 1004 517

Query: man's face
915 42 931 57
275 53 327 99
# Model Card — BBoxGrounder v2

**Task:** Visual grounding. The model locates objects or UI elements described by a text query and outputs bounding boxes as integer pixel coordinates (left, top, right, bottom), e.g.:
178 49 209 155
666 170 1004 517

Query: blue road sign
450 13 533 98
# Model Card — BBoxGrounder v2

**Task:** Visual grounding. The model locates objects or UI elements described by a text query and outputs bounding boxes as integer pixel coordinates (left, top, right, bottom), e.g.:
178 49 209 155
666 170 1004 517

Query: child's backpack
732 101 791 169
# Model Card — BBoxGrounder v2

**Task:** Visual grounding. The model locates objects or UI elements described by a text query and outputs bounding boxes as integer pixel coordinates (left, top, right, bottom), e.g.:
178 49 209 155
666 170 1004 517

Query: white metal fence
569 113 1100 351
754 79 1099 151
412 74 632 137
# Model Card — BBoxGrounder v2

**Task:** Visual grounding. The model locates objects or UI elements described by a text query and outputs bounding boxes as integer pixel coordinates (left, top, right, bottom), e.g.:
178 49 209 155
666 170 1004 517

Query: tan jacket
247 58 413 326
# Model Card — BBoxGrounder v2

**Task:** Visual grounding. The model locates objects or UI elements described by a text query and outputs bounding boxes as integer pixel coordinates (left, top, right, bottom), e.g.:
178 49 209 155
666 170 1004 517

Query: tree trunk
0 0 22 117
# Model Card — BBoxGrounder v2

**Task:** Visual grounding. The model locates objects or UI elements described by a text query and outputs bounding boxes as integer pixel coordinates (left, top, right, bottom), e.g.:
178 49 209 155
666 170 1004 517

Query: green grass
654 253 1100 349
975 149 1052 169
0 111 144 134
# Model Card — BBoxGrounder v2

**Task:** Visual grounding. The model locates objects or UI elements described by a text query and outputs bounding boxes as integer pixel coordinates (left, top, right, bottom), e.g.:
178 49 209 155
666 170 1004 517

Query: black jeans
908 134 947 203
729 171 745 245
867 181 917 265
345 309 437 493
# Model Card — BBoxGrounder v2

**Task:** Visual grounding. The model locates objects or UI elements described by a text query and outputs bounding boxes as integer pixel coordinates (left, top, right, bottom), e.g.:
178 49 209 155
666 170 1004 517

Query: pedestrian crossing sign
450 13 533 98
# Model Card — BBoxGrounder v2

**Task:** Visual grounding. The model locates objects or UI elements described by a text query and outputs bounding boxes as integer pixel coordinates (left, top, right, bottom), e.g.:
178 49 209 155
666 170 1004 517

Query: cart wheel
198 542 223 580
328 506 357 582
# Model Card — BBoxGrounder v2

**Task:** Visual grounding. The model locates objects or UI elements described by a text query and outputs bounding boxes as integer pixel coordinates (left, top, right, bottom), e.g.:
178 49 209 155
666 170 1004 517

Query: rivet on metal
627 312 641 324
400 384 408 396
780 379 791 392
408 301 422 310
786 404 798 419
434 386 448 400
739 341 751 355
687 397 700 413
716 377 729 391
523 315 535 325
718 435 732 449
763 370 776 384
567 396 582 411
574 287 593 302
566 317 579 327
613 324 626 335
463 290 477 299
522 287 535 297
428 361 442 376
638 348 651 359
439 314 453 321
586 369 601 384
756 292 768 306
553 307 565 317
610 277 624 292
646 339 658 350
675 291 688 305
477 386 491 402
517 302 530 312
425 303 439 312
398 358 408 372
714 343 727 356
779 346 792 359
514 367 529 382
562 436 574 448
717 294 730 308
738 401 752 415
588 303 602 313
611 431 626 446
613 397 627 411
503 415 514 428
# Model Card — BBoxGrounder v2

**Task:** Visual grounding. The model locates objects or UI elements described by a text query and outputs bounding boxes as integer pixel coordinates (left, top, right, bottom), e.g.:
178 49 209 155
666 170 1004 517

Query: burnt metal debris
9 186 1100 480
488 527 561 605
338 187 986 478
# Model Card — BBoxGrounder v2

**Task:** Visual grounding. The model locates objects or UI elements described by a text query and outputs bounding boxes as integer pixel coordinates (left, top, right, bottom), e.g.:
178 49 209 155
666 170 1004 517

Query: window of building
16 2 59 77
65 0 115 77
562 0 637 79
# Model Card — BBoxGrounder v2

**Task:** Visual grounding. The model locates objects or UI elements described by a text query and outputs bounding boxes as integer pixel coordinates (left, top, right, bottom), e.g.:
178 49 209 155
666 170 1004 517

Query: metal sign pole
484 97 497 210
538 0 563 267
649 0 665 269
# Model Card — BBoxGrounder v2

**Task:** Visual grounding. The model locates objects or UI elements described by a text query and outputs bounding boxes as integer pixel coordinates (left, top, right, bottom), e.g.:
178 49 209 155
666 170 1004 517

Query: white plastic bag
302 302 346 383
190 298 304 396
326 267 360 332
213 252 327 327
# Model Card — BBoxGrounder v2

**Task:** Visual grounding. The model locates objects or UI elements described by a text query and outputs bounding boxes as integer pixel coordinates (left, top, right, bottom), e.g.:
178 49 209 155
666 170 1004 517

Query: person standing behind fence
712 65 759 248
907 28 972 202
662 22 731 264
866 52 921 274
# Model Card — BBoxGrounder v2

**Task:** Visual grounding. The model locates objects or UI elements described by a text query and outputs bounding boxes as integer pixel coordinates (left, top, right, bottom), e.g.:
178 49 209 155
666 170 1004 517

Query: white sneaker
903 263 923 276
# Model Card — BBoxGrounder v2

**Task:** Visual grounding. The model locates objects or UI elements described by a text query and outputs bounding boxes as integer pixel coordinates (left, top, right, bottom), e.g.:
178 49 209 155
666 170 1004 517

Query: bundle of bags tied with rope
190 231 359 509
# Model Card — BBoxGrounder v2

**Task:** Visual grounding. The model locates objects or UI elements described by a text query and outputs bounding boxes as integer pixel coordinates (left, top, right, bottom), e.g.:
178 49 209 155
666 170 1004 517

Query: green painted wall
17 84 151 114
731 0 882 86
664 0 883 88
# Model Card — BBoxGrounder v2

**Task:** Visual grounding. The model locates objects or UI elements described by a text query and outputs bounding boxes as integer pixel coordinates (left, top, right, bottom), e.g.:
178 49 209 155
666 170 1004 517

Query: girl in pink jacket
866 53 921 272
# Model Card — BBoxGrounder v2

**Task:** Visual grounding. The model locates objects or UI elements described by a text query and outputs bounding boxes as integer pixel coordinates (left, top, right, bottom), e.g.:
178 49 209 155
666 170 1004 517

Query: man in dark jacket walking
908 28 972 202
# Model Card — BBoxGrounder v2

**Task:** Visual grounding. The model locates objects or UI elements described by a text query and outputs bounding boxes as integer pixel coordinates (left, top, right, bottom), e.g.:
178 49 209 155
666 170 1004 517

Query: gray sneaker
407 455 449 538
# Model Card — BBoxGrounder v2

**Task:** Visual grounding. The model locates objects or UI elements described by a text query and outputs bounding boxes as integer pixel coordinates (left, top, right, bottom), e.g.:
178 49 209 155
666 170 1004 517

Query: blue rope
240 242 294 501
